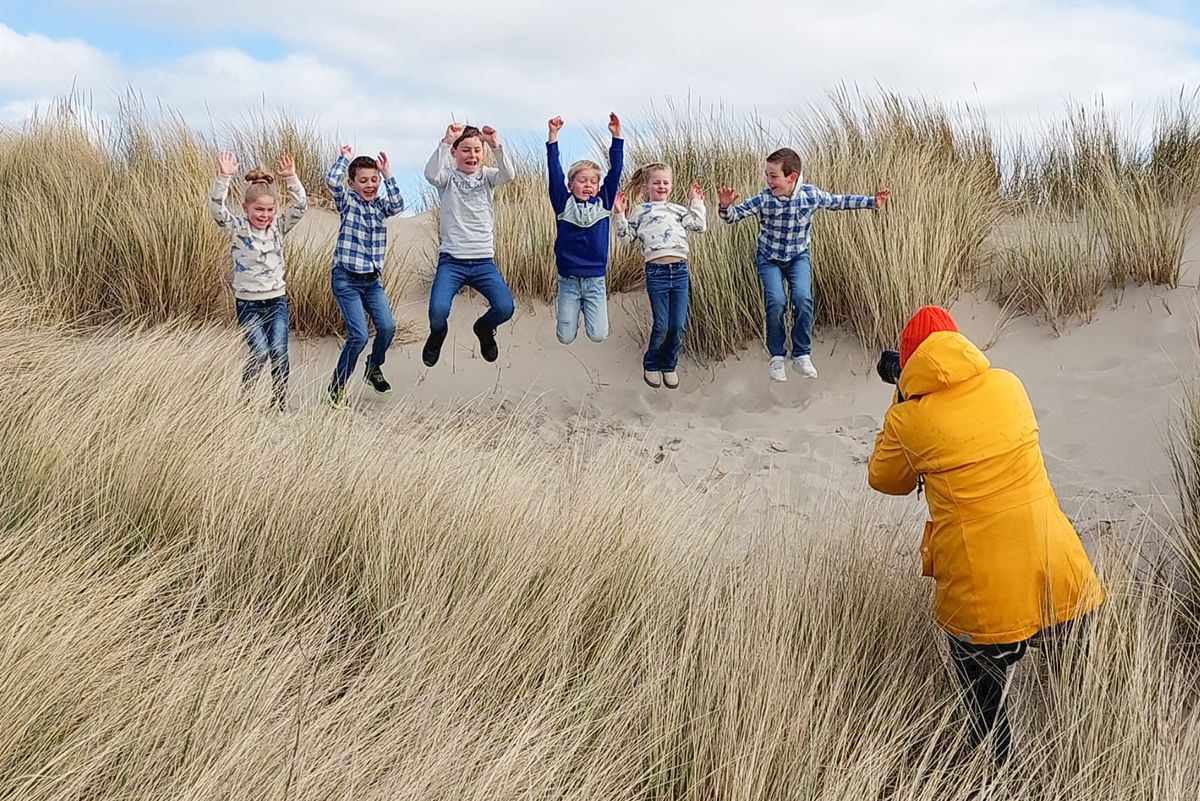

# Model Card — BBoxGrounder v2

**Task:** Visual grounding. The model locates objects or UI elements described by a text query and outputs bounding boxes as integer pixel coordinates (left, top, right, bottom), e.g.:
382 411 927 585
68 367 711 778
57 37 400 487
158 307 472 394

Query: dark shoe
422 330 447 367
473 318 498 363
325 384 348 410
364 364 391 394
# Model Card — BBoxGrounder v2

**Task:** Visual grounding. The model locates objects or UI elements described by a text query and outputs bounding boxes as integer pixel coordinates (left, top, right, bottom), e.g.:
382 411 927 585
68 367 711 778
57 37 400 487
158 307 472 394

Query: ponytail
243 169 278 204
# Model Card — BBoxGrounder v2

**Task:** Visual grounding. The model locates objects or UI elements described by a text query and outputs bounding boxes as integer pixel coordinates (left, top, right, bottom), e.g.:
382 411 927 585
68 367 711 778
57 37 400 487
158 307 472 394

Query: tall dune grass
0 100 415 339
1 314 1199 798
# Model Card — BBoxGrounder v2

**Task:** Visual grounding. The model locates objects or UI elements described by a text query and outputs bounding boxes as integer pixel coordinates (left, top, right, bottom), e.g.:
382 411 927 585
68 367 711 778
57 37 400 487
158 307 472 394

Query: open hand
377 151 391 178
276 154 296 178
340 145 353 158
874 188 891 207
481 125 499 148
689 182 703 200
608 112 621 139
444 123 465 144
613 190 627 215
217 151 239 177
548 116 564 143
717 186 739 207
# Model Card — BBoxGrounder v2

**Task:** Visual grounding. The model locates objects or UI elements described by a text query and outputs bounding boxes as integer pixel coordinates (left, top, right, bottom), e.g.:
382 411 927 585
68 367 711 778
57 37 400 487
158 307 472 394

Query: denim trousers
555 275 609 344
428 254 515 334
330 268 396 389
235 295 289 405
755 250 812 358
643 261 689 372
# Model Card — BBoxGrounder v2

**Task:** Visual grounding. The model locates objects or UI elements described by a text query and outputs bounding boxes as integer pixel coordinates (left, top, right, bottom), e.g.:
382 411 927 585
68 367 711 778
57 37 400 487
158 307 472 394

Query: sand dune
285 208 1200 544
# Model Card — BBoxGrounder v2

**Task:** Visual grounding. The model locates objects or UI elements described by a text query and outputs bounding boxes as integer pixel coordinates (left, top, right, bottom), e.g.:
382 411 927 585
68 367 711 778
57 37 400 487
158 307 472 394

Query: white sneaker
793 354 818 379
769 356 788 382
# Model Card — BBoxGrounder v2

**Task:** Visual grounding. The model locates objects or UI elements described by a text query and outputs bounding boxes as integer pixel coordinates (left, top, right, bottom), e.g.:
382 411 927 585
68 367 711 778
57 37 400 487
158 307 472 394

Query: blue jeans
556 275 608 344
235 295 289 405
643 261 689 372
429 254 515 334
330 268 396 389
756 250 813 358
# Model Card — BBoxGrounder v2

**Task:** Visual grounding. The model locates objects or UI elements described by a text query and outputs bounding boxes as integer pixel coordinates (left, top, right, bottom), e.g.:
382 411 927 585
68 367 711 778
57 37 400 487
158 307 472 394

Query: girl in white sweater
208 152 307 410
614 163 706 389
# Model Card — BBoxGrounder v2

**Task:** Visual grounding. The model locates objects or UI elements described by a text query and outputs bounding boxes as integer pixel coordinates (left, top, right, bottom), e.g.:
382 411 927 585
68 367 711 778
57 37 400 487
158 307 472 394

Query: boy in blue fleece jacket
546 113 623 344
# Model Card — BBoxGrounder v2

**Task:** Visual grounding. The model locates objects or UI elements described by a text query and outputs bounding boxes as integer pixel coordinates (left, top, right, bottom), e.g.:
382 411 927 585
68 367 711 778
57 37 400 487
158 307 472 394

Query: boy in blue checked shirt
718 148 889 383
324 145 405 409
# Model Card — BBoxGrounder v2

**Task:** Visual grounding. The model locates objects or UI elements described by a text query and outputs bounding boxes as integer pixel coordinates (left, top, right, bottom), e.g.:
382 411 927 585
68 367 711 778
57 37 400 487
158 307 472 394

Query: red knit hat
899 306 958 367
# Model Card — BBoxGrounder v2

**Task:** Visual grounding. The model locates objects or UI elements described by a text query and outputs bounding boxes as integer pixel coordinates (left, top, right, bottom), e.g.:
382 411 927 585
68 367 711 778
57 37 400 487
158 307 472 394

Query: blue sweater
547 139 624 278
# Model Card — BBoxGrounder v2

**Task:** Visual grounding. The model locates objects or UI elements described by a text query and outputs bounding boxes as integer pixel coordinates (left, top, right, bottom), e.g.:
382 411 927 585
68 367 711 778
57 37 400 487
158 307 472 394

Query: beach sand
285 209 1200 545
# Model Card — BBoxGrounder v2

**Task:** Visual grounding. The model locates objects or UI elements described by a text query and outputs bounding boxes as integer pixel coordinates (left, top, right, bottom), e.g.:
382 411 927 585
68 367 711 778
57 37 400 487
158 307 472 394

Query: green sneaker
325 385 349 410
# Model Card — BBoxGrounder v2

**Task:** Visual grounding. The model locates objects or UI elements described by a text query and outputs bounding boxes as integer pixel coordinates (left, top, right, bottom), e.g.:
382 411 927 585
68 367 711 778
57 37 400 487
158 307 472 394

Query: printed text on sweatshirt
424 142 517 260
547 139 624 277
326 155 406 275
719 182 874 261
208 174 307 300
614 198 707 262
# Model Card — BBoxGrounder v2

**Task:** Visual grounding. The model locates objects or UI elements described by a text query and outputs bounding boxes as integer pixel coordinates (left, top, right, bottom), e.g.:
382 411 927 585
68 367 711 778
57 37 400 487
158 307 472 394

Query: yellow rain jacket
868 331 1103 644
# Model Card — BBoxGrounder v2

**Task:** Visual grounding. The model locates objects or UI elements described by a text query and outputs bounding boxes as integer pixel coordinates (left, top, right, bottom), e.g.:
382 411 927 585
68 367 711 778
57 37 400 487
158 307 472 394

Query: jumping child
613 164 707 390
208 151 307 410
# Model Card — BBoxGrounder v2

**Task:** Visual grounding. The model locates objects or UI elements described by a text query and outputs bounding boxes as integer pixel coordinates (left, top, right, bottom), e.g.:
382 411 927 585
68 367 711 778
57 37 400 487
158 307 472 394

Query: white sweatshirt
614 198 707 262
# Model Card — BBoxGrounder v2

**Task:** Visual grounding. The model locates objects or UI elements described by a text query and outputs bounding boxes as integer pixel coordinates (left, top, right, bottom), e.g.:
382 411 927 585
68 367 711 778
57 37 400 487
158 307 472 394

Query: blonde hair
626 162 671 203
567 159 602 184
242 169 277 205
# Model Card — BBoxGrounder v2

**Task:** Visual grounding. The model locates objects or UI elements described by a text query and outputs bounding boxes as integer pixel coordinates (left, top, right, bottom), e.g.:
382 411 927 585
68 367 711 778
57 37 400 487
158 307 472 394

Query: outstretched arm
482 126 516 188
718 189 762 223
867 411 919 496
814 186 880 211
613 191 635 242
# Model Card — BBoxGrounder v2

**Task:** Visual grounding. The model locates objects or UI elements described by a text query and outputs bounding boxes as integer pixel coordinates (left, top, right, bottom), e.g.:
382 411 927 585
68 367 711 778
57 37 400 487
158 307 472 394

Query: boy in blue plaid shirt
719 148 889 382
324 145 406 409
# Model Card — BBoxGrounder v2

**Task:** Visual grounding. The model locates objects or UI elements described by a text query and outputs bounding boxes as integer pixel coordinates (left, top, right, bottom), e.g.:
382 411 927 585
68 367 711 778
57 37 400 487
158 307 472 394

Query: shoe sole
663 377 679 389
643 375 661 388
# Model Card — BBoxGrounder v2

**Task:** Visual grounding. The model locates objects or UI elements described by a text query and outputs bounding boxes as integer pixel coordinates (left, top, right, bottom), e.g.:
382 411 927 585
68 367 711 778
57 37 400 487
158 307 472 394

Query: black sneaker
364 364 391 394
422 330 446 367
473 318 498 363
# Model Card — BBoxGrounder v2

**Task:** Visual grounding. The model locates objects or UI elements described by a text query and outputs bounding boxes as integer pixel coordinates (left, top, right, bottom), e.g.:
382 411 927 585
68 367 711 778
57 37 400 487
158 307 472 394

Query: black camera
876 350 902 385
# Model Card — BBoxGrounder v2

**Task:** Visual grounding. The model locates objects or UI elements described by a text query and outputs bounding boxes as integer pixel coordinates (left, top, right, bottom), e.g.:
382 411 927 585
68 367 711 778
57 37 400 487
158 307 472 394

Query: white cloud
4 2 1200 173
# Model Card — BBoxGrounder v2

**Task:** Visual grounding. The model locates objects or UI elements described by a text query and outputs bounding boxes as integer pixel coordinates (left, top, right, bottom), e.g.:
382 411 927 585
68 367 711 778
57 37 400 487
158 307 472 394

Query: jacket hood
898 331 990 398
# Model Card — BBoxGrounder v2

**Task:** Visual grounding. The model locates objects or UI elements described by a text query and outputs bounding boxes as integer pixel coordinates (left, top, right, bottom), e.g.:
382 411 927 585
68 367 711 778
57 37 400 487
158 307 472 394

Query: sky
3 0 1200 197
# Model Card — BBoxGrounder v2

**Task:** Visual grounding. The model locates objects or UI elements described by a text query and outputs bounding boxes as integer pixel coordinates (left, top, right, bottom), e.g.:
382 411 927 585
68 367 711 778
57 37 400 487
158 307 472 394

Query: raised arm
376 151 405 218
681 185 707 233
718 188 762 224
326 147 351 210
599 113 624 209
546 117 569 214
482 126 516 188
274 155 308 235
208 152 239 229
425 125 461 189
867 410 919 496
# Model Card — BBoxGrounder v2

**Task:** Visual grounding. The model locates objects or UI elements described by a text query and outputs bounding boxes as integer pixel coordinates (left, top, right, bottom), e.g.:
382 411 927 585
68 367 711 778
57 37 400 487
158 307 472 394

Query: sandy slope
285 208 1200 543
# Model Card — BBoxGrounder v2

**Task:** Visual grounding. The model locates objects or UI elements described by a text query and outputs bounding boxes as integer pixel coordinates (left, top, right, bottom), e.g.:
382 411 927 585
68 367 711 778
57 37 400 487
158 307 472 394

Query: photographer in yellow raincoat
868 306 1103 765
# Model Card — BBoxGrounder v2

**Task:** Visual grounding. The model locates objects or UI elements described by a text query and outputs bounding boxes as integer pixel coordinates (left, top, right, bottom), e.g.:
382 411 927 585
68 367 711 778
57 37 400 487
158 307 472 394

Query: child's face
764 162 798 198
350 168 381 201
645 169 672 201
243 197 277 230
569 169 600 201
453 137 484 174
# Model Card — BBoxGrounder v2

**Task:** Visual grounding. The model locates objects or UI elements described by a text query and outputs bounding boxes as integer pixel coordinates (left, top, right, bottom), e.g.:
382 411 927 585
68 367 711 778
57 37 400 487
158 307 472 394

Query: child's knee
556 324 578 345
344 331 368 352
585 329 608 343
375 321 397 342
493 297 515 323
428 300 452 328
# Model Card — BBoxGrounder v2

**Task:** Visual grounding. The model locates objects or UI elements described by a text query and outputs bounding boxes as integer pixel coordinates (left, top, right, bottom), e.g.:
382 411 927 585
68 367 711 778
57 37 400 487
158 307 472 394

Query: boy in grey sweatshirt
421 123 517 367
